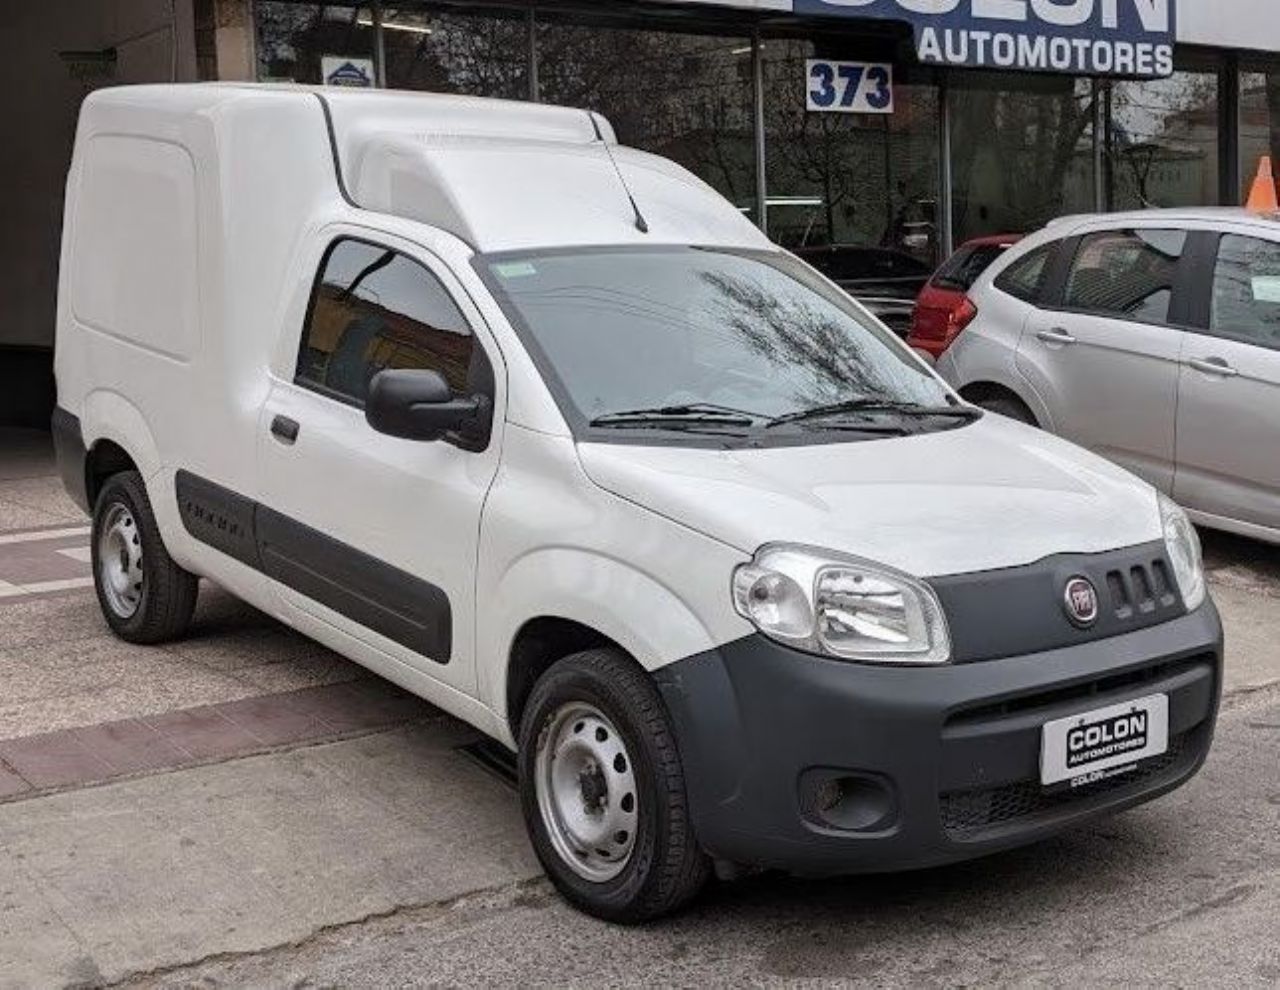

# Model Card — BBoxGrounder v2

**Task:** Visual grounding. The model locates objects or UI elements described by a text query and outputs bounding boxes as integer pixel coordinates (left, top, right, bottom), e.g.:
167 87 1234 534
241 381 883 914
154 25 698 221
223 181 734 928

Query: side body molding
174 470 452 663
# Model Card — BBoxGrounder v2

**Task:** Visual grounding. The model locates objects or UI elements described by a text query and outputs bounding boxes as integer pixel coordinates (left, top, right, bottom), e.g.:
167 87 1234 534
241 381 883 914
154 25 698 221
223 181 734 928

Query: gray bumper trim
653 603 1223 876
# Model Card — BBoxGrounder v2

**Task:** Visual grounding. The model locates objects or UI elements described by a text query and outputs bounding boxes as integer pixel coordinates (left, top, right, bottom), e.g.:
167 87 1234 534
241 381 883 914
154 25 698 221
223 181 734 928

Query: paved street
0 428 1277 989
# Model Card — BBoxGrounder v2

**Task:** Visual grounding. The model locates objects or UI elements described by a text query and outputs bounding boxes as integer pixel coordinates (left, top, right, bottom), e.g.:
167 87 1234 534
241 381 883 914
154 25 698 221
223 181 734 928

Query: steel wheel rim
98 503 144 619
534 702 639 883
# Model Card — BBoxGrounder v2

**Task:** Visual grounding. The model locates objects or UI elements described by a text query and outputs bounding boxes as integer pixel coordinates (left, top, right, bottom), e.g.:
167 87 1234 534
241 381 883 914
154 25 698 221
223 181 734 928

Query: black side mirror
365 369 491 446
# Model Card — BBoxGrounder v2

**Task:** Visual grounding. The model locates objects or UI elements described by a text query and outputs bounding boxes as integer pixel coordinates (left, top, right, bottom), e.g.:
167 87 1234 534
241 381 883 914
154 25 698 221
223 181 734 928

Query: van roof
78 83 767 254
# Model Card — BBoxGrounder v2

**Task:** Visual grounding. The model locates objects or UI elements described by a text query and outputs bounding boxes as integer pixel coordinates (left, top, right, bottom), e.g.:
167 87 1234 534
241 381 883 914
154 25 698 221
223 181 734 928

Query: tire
518 648 710 923
91 470 198 644
979 395 1037 426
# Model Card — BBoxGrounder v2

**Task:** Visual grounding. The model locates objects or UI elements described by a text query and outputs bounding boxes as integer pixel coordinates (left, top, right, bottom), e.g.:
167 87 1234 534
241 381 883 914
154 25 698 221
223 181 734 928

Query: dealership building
3 0 1280 424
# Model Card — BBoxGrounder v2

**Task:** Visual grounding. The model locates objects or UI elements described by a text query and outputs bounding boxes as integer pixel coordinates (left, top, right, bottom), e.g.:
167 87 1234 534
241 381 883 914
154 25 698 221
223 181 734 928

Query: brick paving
0 431 445 804
0 679 437 802
0 524 93 601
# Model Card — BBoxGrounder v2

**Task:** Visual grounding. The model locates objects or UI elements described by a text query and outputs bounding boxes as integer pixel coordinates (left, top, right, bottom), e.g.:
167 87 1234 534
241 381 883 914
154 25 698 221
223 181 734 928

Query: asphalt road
0 429 1276 989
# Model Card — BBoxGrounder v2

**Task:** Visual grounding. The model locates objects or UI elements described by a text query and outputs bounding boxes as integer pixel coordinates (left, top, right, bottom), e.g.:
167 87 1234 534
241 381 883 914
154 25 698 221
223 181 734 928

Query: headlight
732 545 951 664
1159 493 1205 612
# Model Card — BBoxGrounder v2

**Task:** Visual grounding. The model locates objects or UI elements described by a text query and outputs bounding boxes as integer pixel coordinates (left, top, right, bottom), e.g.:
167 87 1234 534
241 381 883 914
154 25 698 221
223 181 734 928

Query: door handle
270 415 300 445
1036 328 1077 346
1187 357 1239 378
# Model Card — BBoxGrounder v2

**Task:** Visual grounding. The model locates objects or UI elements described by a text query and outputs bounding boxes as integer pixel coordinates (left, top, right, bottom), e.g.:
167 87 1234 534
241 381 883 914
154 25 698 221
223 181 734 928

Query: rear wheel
518 648 709 923
91 471 198 643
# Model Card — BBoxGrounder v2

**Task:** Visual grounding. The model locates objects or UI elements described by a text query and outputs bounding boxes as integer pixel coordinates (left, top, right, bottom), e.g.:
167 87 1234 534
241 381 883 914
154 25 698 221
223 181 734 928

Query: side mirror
365 369 491 445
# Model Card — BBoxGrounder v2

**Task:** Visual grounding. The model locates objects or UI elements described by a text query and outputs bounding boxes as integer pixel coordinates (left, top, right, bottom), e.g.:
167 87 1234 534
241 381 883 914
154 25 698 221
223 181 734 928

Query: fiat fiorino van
53 85 1222 922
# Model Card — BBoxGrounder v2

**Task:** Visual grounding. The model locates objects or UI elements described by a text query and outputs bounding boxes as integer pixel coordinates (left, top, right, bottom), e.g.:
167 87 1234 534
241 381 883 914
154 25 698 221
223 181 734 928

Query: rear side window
297 239 476 405
1210 234 1280 351
993 245 1053 302
932 244 1009 291
1062 229 1187 325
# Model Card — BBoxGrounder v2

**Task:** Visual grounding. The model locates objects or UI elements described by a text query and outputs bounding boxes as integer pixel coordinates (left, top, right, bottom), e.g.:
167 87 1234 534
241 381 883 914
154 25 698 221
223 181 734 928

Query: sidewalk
0 430 538 987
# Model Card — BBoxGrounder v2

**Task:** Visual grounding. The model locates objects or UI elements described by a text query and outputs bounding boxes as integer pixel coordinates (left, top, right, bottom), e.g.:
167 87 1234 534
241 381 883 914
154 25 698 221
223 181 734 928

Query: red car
908 235 1020 359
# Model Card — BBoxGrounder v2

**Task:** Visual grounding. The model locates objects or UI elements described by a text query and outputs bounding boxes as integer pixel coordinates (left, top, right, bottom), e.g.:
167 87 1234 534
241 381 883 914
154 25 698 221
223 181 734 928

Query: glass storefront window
252 4 1241 260
1106 71 1220 210
255 3 374 84
1241 68 1280 198
950 73 1095 244
761 39 940 264
381 6 529 100
535 19 756 222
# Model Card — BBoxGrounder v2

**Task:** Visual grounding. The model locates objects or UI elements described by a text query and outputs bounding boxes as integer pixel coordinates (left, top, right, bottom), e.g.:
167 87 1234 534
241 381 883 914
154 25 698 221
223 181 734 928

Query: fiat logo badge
1064 576 1100 628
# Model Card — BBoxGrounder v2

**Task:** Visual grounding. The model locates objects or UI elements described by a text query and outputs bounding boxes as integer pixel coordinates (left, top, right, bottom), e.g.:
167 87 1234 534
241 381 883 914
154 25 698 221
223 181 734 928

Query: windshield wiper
590 403 764 429
767 398 981 429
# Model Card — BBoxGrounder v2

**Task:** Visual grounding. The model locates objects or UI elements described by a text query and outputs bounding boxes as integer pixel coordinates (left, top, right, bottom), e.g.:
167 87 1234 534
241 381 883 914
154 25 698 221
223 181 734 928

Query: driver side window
296 239 478 405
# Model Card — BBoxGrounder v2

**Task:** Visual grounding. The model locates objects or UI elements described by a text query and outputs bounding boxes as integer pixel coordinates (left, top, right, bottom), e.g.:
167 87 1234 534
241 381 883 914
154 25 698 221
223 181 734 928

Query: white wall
0 1 196 350
1177 0 1280 53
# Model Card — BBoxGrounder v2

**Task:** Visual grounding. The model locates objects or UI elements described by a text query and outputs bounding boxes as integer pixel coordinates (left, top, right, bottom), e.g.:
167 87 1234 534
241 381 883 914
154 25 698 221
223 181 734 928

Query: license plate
1040 694 1169 787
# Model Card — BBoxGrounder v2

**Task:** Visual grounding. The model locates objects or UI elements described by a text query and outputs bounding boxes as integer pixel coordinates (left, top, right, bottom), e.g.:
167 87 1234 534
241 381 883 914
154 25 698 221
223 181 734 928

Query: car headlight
732 545 951 664
1159 493 1205 612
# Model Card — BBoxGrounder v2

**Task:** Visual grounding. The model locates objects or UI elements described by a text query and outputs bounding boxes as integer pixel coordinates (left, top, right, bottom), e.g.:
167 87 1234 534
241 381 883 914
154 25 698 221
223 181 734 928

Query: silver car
935 208 1280 545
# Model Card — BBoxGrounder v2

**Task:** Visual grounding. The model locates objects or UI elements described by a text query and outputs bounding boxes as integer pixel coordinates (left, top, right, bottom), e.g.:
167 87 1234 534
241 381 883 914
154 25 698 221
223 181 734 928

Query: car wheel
518 648 710 923
980 395 1037 426
91 470 198 644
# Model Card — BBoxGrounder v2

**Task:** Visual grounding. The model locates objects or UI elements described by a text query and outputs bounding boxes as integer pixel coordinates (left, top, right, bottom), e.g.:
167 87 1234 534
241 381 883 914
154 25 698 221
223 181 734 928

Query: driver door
256 230 503 696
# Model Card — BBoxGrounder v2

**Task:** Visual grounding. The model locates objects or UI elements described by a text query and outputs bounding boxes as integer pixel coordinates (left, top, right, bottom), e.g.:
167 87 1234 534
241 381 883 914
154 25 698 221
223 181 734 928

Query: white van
54 85 1222 922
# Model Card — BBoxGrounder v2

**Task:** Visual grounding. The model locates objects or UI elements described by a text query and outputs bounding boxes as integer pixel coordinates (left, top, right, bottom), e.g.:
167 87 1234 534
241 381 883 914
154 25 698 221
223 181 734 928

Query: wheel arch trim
482 547 733 724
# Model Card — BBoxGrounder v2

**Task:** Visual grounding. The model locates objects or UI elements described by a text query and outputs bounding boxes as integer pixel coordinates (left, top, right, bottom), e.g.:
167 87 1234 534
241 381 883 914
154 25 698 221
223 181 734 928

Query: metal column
752 29 768 234
1092 78 1106 213
371 0 386 88
937 73 953 260
1220 53 1241 206
528 6 539 102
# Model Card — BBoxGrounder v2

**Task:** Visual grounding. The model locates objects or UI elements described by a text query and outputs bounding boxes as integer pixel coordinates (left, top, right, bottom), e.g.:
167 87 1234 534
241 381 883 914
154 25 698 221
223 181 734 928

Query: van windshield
481 246 961 440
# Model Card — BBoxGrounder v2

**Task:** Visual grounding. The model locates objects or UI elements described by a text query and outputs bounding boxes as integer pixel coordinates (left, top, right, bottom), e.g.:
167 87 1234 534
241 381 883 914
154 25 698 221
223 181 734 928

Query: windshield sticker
494 261 538 279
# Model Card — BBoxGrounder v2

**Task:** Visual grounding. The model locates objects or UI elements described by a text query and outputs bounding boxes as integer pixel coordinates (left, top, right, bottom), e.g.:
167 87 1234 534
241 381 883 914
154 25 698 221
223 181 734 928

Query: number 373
806 61 894 114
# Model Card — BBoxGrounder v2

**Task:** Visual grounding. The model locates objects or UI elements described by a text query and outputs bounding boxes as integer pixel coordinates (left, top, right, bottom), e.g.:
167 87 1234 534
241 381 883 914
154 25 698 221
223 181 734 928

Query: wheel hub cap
535 703 638 883
98 504 145 619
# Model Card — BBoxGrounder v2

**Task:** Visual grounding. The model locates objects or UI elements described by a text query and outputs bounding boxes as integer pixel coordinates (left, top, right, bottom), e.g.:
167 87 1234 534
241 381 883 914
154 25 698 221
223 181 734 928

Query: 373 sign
806 60 894 115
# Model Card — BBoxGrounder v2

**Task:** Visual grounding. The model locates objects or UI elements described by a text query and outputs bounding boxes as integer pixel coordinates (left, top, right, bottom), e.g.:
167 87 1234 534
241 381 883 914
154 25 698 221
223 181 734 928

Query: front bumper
652 602 1223 875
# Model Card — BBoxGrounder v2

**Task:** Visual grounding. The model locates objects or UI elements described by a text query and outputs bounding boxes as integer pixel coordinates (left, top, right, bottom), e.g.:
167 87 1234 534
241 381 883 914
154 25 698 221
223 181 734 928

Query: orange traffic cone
1246 157 1279 213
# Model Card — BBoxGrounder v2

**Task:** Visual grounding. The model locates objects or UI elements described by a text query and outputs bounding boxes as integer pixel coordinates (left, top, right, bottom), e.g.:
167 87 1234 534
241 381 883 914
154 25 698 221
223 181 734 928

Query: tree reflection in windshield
697 267 929 411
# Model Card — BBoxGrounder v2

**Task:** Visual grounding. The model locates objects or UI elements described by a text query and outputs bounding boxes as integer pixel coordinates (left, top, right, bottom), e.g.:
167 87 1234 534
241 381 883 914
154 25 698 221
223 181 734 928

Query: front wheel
518 649 709 923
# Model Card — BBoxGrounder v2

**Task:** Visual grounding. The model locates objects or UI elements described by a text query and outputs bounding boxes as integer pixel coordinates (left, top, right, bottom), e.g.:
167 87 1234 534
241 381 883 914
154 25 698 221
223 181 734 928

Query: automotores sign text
793 1 1176 78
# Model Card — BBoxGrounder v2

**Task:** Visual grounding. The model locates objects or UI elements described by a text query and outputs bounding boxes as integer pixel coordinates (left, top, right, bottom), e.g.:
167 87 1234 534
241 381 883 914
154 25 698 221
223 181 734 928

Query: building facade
237 0 1280 265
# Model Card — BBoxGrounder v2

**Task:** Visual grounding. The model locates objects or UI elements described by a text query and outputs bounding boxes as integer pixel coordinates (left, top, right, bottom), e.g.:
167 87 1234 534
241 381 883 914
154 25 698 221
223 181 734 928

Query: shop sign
322 56 375 88
806 60 895 113
792 0 1176 78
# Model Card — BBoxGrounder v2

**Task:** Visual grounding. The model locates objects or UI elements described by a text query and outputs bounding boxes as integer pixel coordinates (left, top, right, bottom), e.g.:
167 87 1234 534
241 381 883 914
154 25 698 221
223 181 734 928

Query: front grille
940 730 1197 841
1106 559 1177 621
